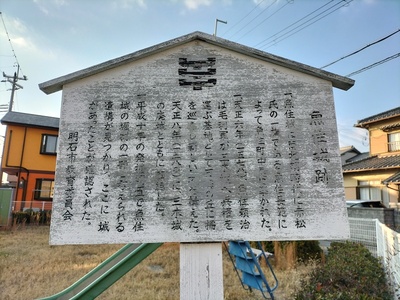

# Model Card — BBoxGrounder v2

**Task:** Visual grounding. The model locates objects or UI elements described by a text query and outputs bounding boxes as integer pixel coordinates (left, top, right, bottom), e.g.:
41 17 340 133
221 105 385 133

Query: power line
259 0 353 50
221 0 266 37
346 53 400 77
0 12 25 78
224 0 279 40
261 0 352 49
253 0 335 48
321 29 400 68
1 12 28 112
235 0 293 42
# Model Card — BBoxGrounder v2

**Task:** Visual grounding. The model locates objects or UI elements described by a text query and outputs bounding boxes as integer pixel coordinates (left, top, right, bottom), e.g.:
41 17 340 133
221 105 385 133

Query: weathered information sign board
48 38 350 244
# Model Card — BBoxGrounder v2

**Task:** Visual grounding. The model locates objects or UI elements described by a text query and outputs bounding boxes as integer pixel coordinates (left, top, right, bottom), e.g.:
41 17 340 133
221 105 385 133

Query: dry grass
0 226 317 300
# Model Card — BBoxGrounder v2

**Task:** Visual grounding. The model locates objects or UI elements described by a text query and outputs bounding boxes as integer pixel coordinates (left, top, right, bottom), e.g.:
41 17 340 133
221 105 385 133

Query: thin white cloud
2 17 35 52
252 0 282 8
33 0 68 15
33 0 50 15
1 15 56 70
33 1 50 15
183 0 212 10
172 0 233 15
9 18 28 34
136 0 147 8
362 0 376 5
10 36 32 50
111 0 147 9
54 0 68 6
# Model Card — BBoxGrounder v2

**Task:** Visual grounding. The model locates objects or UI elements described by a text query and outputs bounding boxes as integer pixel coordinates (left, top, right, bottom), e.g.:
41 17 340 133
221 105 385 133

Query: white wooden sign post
180 243 223 300
39 32 354 299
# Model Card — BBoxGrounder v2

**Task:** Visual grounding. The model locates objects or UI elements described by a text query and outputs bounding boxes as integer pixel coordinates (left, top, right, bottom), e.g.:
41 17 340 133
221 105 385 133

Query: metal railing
12 200 52 212
348 217 378 256
376 220 400 300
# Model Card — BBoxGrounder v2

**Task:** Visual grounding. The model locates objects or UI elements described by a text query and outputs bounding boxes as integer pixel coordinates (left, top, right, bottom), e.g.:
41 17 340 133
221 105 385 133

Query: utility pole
2 64 27 112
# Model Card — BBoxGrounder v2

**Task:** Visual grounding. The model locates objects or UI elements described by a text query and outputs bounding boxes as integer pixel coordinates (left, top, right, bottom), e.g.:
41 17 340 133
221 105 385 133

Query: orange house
1 111 59 211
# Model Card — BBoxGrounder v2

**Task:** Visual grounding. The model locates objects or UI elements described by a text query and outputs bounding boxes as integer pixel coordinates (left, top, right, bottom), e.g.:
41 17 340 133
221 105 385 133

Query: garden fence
348 217 399 299
12 200 52 212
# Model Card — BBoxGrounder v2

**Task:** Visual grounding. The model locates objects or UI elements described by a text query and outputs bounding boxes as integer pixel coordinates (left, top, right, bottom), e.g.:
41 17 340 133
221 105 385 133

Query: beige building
342 106 400 208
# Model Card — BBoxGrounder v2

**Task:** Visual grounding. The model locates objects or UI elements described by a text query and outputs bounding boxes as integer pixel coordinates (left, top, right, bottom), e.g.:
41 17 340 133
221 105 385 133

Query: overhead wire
337 126 369 147
221 0 398 79
235 0 293 42
224 0 278 40
346 53 400 77
259 0 354 50
253 0 336 48
321 29 400 68
0 12 25 77
221 0 266 37
261 0 353 49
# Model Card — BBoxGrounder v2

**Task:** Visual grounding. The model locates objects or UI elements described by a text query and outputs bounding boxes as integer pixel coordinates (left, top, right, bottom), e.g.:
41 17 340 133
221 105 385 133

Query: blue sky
0 0 399 152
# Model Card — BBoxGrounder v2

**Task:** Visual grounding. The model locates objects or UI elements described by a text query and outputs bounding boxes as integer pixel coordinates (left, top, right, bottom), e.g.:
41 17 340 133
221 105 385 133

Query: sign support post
180 243 224 300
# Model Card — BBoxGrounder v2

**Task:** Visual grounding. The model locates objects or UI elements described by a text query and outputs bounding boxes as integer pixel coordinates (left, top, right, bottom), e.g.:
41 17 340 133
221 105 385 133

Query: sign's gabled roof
39 31 354 94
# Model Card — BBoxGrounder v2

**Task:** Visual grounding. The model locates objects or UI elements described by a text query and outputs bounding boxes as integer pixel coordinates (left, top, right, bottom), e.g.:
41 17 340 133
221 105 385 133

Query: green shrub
296 241 323 262
295 241 391 300
11 210 51 225
255 241 323 261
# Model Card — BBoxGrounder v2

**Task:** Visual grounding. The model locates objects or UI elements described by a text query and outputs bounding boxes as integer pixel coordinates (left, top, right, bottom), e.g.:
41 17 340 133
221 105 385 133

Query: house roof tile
380 122 400 132
383 171 400 184
342 154 400 172
340 146 360 155
355 106 400 128
1 111 59 129
345 152 370 163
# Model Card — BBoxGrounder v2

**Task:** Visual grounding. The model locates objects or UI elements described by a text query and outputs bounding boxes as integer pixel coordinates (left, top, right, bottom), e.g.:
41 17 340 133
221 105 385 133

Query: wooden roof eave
39 31 354 95
343 166 400 173
355 117 396 129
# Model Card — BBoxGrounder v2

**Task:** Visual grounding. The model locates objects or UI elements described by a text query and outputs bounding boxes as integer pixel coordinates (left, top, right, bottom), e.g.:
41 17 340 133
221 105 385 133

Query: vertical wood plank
180 243 223 300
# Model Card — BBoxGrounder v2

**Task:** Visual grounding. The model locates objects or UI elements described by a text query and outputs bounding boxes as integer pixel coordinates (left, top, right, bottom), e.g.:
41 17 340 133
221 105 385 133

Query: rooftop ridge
356 106 400 126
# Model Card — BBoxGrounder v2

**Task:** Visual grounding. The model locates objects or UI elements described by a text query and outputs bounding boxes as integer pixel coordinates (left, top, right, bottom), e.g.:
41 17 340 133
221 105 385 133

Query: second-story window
388 132 400 152
41 134 58 155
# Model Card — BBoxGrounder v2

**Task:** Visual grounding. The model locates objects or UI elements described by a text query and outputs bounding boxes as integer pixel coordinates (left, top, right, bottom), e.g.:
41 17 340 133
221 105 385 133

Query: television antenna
214 18 227 37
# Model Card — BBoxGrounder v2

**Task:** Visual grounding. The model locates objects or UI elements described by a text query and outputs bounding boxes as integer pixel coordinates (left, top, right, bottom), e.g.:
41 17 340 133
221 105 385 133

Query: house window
34 179 55 200
41 134 58 154
388 132 400 152
357 180 388 201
